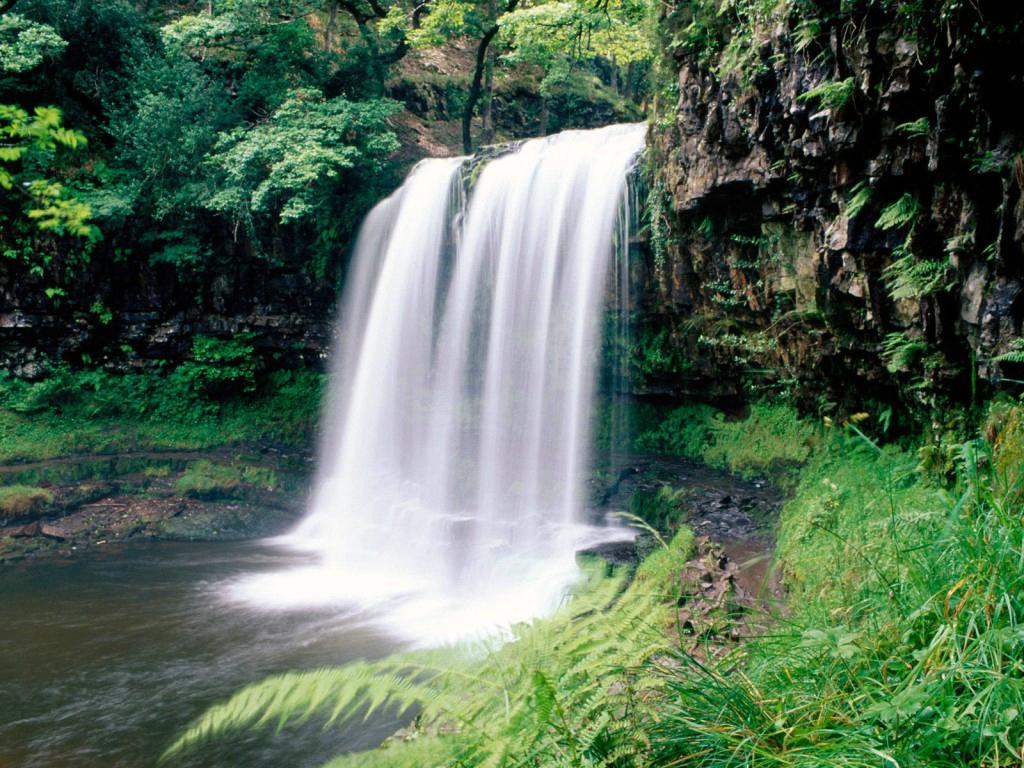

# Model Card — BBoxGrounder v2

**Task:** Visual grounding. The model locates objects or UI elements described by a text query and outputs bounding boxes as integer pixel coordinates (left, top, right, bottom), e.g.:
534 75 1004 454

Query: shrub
702 403 818 481
634 403 717 458
171 334 260 399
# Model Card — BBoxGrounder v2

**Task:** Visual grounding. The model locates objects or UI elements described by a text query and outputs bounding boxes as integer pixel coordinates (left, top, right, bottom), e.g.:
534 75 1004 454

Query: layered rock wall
644 4 1024 413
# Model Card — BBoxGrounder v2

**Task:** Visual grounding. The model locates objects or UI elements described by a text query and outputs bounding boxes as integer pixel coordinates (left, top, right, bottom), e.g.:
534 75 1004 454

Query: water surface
0 541 406 768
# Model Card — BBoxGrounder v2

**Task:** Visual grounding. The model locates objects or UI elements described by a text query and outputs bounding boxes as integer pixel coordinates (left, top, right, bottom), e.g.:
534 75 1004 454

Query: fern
994 339 1024 365
875 193 922 231
881 332 928 373
896 117 930 138
844 181 872 219
797 77 856 110
163 531 696 767
882 250 949 301
793 17 822 54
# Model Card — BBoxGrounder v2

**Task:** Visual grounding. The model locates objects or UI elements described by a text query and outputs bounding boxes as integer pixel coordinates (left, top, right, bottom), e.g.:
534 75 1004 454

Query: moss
986 400 1024 500
175 460 279 500
0 485 54 522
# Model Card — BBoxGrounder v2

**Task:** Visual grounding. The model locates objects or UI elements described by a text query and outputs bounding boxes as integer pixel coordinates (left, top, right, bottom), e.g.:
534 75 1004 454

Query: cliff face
643 4 1024 415
0 245 335 378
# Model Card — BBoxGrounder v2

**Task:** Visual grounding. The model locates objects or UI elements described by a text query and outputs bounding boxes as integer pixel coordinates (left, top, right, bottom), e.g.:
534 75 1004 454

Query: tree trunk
462 26 499 153
324 1 338 52
481 45 495 145
462 0 518 153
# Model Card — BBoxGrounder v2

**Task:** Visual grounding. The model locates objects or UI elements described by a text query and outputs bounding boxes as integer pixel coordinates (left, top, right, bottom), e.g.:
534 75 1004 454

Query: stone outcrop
644 5 1024 412
0 245 334 376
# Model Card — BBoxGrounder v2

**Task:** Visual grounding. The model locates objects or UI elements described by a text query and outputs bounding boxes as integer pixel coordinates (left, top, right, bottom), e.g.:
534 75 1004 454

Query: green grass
175 460 279 499
0 368 324 463
634 401 819 485
651 406 1024 768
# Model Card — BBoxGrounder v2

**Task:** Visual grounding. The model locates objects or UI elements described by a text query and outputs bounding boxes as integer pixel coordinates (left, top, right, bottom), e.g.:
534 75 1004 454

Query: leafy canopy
0 13 66 72
0 104 95 238
202 88 400 239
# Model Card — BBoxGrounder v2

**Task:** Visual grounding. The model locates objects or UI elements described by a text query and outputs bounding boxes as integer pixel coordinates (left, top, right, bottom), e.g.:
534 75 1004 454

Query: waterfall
232 124 646 643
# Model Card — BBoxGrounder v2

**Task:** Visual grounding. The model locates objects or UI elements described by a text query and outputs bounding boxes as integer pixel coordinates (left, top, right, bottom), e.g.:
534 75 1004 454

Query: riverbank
0 367 321 561
161 397 1024 767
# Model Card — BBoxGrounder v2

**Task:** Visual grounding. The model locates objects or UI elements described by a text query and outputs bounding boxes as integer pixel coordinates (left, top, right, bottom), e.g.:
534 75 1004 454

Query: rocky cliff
642 2 1024 418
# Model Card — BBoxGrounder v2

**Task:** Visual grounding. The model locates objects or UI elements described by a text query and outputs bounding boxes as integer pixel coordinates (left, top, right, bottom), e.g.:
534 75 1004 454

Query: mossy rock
0 485 54 524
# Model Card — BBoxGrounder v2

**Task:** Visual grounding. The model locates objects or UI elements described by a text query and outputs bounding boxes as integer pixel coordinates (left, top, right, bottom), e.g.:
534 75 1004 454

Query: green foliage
702 403 817 481
655 418 1024 767
875 193 922 231
844 180 872 219
896 117 930 138
665 0 780 83
175 460 278 499
631 326 691 382
796 77 856 110
628 485 688 534
643 175 674 275
164 528 695 767
993 338 1024 366
634 403 716 458
0 366 324 462
0 484 53 522
634 402 817 485
203 89 400 244
499 0 650 92
880 331 928 373
172 334 260 399
0 104 95 238
0 14 66 73
882 251 950 301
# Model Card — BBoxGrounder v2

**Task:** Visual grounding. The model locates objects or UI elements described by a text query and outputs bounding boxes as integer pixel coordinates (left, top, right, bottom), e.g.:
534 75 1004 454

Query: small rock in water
576 539 638 567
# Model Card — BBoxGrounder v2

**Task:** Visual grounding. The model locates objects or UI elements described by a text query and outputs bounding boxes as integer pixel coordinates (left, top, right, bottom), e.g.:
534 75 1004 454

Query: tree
0 104 94 237
201 87 400 271
0 5 93 240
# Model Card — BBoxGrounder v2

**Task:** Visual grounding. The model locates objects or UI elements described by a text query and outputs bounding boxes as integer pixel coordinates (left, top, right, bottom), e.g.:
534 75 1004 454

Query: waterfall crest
233 124 646 643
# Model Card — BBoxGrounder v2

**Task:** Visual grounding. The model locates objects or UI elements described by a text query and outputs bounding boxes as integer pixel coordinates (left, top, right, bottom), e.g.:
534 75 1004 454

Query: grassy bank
644 401 1024 767
0 366 324 463
160 398 1024 767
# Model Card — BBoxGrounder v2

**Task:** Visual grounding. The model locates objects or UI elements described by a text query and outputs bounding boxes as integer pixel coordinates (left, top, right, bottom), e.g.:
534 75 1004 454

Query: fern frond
896 117 930 138
797 77 856 110
876 193 922 231
882 251 949 300
994 339 1024 365
881 332 928 373
845 181 872 219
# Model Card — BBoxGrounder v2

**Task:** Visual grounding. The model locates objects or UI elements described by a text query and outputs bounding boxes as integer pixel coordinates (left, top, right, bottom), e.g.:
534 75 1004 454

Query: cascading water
231 123 646 643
